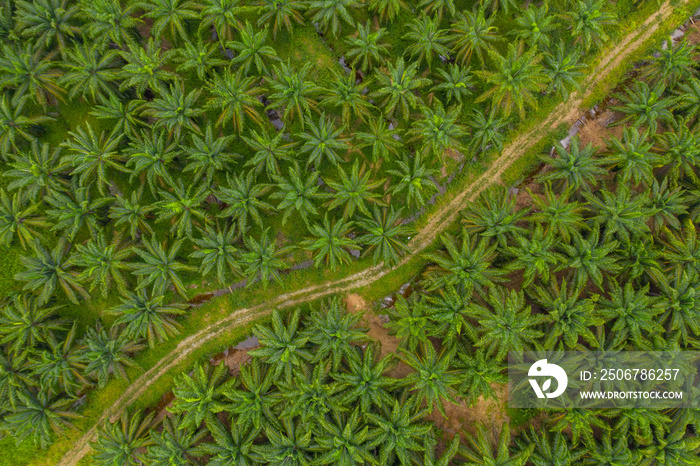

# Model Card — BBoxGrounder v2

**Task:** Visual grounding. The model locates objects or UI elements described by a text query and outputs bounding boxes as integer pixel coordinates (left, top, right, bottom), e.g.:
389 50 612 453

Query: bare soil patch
426 384 510 437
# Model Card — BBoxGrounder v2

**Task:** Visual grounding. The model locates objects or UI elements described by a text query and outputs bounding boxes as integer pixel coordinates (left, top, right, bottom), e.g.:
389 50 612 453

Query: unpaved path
57 3 679 464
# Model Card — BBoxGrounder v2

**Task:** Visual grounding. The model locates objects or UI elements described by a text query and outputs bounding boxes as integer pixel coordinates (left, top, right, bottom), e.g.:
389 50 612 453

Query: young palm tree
155 178 209 239
253 418 313 464
345 22 391 73
82 321 145 388
516 427 585 466
90 95 149 139
200 0 245 45
368 0 406 23
326 160 384 219
30 323 86 396
537 136 604 193
81 0 141 49
647 177 688 233
189 223 241 285
145 83 204 139
193 419 259 465
460 186 527 248
655 270 700 344
267 61 319 127
357 206 414 266
387 154 439 209
144 414 207 464
69 233 133 297
92 410 154 466
598 282 663 347
118 39 177 96
528 182 587 243
431 64 473 106
109 188 155 240
206 68 264 133
314 408 377 465
61 122 128 195
459 424 533 465
448 9 500 66
224 358 282 431
6 142 68 200
558 227 620 290
423 230 504 295
280 361 344 423
227 22 280 76
479 0 519 15
0 295 64 356
44 186 111 241
183 123 238 184
403 15 451 70
373 57 431 121
584 186 651 242
303 215 358 271
544 41 587 101
249 309 312 382
424 285 477 347
453 347 506 403
137 0 200 43
601 127 657 186
333 343 396 412
475 42 548 118
173 39 227 81
0 44 64 108
661 218 700 280
466 108 508 155
107 288 187 347
655 119 700 184
565 0 616 52
169 361 232 429
216 170 275 233
270 165 324 226
256 0 306 38
355 117 402 163
16 239 88 305
241 229 290 288
14 0 80 56
0 349 35 410
643 39 697 87
410 102 466 161
611 81 675 133
386 295 432 352
242 128 295 176
59 44 120 102
511 4 556 51
307 0 358 37
320 68 373 127
299 113 349 168
0 96 53 155
506 224 562 286
132 237 195 299
639 420 700 465
4 391 81 449
0 189 50 249
674 77 700 130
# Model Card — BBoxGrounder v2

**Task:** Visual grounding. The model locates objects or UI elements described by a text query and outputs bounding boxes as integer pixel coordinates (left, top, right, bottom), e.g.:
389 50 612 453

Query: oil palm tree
92 410 154 466
108 288 187 347
475 41 548 118
516 427 585 466
320 68 373 127
137 0 200 43
674 77 700 130
242 128 296 176
173 39 227 81
59 44 120 102
326 160 384 219
528 182 587 243
314 409 377 465
449 9 500 66
387 154 439 209
184 123 238 184
386 295 432 352
0 295 64 356
241 229 290 288
270 165 324 226
410 102 466 161
355 117 402 163
90 95 149 138
0 44 64 108
655 270 700 344
132 237 194 298
81 0 141 49
280 361 344 423
584 186 651 242
44 186 111 241
30 323 86 396
267 61 319 127
647 177 688 233
511 3 556 51
303 215 358 271
4 391 81 449
459 424 533 466
200 0 245 44
109 187 155 240
0 189 50 249
431 64 473 105
224 358 282 431
558 226 620 291
643 39 697 87
453 347 506 403
366 397 432 465
146 83 204 139
368 0 407 23
403 15 451 70
155 178 209 239
14 0 80 56
227 22 280 76
565 0 617 52
655 119 700 184
424 285 477 347
639 420 700 466
169 361 232 429
345 22 391 72
357 206 414 266
69 233 133 297
216 170 275 233
333 343 396 412
256 0 306 38
537 136 604 193
545 41 587 101
189 223 242 285
373 57 431 121
144 414 207 464
253 418 313 465
506 224 562 286
0 349 35 410
611 81 675 133
82 321 145 388
5 142 69 200
299 113 349 168
206 68 264 133
466 108 508 155
118 39 177 96
307 0 358 37
661 218 700 280
0 96 53 155
460 185 527 248
16 239 88 305
126 130 178 195
598 282 663 347
602 127 657 187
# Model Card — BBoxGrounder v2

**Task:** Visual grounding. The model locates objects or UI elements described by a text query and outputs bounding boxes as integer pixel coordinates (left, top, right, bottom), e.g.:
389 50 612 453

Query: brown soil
426 384 510 437
577 110 624 152
57 3 683 464
685 21 700 47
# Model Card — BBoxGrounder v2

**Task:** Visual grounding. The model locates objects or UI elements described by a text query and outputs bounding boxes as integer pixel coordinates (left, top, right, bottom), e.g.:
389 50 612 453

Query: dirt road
57 2 680 464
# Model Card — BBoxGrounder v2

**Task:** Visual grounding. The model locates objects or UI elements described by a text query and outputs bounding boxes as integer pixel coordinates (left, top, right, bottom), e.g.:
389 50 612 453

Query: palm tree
81 0 141 49
367 0 406 23
206 68 263 133
387 154 439 209
326 160 384 219
453 347 506 403
270 165 324 226
410 102 466 160
345 22 391 72
357 206 414 266
611 81 675 133
14 0 80 56
82 321 145 388
613 408 671 446
61 122 128 195
655 270 700 344
550 409 612 446
241 229 290 287
403 15 451 70
423 230 504 295
674 77 700 130
299 113 349 168
184 123 238 184
366 397 432 465
471 287 544 359
431 64 473 105
200 0 245 44
386 295 432 352
537 136 604 193
59 44 120 102
146 83 204 139
655 119 700 184
249 309 311 382
333 343 396 412
109 187 155 240
267 61 319 127
460 186 527 248
466 108 508 155
144 414 207 464
398 342 459 418
0 96 53 155
216 170 275 233
647 178 688 232
528 182 587 243
303 215 358 271
545 41 587 101
475 42 548 118
108 288 187 347
506 224 562 286
132 237 195 299
4 391 81 449
558 226 620 290
44 186 111 241
173 39 227 81
516 427 585 466
5 142 69 200
137 0 199 43
320 69 373 127
584 186 651 242
314 409 377 465
598 282 663 347
307 0 358 37
511 4 556 51
0 295 64 356
90 95 149 138
118 39 177 96
189 222 241 285
424 285 477 347
0 189 50 249
602 127 657 186
589 430 639 465
639 421 700 466
30 323 86 396
0 349 35 409
256 0 306 38
0 44 64 108
479 0 519 15
304 298 368 369
459 424 532 465
661 218 700 280
224 358 281 431
242 128 295 176
69 233 133 297
227 22 280 76
169 361 232 429
92 410 154 466
418 432 460 466
355 117 402 163
448 9 500 66
280 361 344 423
565 0 616 52
643 40 697 87
193 419 258 465
253 418 313 465
16 239 88 305
373 57 431 121
155 178 209 239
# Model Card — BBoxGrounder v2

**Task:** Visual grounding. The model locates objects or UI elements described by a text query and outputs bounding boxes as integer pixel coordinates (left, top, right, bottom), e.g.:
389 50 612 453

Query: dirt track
57 3 680 464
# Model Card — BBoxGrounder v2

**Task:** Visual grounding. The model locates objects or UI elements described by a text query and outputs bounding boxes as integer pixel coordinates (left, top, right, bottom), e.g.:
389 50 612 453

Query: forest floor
56 2 684 464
